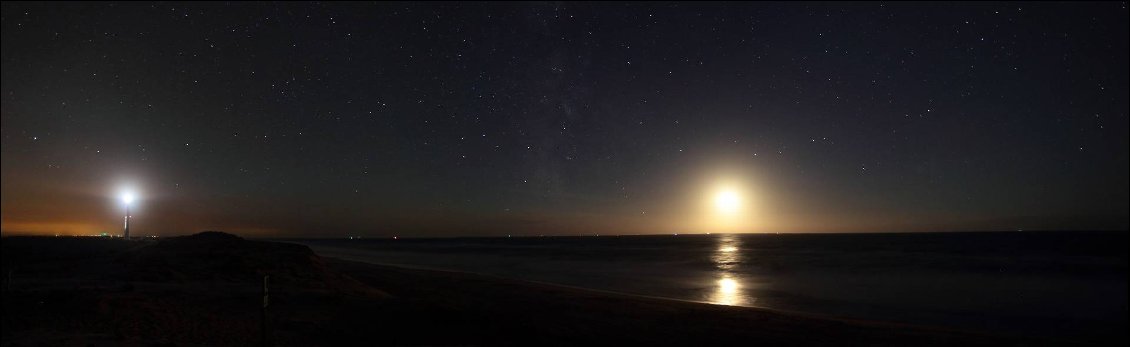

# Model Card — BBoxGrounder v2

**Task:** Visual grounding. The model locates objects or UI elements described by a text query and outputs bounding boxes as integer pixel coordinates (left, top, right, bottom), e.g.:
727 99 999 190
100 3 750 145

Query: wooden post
261 274 269 346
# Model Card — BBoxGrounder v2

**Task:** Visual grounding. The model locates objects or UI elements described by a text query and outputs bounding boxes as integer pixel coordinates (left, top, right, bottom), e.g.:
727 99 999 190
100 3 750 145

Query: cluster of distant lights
348 236 397 240
53 234 158 238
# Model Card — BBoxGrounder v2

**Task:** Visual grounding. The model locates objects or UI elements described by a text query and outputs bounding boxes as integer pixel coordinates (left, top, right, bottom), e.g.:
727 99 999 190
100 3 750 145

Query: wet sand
325 258 1061 346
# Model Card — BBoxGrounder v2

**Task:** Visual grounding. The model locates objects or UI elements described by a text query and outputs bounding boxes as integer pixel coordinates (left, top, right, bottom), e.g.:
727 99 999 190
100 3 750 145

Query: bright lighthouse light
714 190 741 215
117 188 138 239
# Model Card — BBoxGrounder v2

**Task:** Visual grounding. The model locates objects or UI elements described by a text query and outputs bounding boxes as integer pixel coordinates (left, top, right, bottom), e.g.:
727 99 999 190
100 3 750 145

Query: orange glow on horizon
0 220 108 236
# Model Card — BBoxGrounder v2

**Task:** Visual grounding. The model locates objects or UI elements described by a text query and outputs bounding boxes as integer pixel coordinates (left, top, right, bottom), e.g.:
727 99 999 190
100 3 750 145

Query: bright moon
714 190 741 215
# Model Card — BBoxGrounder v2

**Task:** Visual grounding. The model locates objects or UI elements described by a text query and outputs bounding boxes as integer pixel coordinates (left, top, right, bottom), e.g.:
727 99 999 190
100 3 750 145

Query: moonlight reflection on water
708 234 750 306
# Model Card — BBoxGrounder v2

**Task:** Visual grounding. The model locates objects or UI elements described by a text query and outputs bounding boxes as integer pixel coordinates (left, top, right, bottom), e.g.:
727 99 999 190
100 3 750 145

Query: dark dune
120 231 377 295
1 234 1068 346
2 233 386 346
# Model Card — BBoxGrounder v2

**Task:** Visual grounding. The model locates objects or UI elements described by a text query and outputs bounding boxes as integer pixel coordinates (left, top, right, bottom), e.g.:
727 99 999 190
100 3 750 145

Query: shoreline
319 252 900 323
323 256 1061 346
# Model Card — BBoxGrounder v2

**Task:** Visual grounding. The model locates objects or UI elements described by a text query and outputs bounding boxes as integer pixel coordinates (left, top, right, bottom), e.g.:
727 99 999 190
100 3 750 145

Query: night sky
2 3 1127 237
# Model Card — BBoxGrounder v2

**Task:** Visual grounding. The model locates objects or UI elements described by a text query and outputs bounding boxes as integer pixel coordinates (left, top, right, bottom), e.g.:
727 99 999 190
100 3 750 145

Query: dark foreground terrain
1 233 1083 346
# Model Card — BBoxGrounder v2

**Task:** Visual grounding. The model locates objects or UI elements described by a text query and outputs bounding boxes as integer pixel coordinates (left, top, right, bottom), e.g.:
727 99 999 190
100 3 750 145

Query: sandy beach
0 233 1082 346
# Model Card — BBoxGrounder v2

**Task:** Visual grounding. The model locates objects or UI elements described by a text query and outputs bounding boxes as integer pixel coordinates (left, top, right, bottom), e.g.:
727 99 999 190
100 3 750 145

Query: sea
294 231 1127 341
